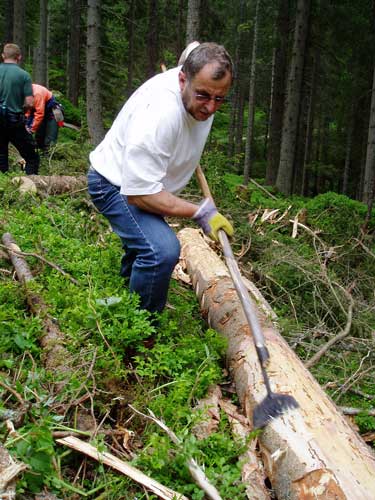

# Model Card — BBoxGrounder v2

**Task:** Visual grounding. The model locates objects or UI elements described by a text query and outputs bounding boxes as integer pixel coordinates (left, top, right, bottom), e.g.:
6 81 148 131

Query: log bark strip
178 228 375 500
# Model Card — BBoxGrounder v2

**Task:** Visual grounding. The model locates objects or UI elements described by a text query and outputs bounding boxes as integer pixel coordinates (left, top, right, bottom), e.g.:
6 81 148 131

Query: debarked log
12 175 87 195
178 228 375 500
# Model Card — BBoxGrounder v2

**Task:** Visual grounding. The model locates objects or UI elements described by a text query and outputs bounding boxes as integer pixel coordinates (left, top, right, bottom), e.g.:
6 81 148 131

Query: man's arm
24 95 34 111
128 191 198 217
29 93 45 132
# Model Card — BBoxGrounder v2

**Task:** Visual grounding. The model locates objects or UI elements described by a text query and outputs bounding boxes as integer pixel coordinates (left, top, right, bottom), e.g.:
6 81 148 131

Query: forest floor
0 145 374 499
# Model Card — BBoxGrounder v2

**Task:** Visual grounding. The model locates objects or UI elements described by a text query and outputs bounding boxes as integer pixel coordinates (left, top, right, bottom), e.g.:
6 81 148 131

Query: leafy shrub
305 192 372 243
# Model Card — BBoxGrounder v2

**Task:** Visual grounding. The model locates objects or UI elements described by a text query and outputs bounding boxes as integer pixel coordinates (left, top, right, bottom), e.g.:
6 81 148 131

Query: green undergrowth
0 172 249 498
0 146 375 497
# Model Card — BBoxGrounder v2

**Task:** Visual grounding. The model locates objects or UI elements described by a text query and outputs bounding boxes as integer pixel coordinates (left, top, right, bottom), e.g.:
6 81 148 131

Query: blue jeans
87 168 181 313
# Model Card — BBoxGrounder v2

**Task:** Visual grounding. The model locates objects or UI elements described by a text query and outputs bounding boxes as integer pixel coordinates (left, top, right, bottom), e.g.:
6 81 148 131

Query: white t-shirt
89 67 213 196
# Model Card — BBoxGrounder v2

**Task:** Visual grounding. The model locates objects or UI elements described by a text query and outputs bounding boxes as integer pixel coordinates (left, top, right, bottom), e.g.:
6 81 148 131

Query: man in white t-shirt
88 42 233 318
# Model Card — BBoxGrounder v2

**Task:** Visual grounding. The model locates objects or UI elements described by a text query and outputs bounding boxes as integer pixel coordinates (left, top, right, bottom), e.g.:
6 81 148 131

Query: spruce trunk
178 228 375 499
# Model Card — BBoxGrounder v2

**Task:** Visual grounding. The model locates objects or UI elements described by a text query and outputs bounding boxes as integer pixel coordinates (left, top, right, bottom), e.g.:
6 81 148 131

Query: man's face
179 63 232 121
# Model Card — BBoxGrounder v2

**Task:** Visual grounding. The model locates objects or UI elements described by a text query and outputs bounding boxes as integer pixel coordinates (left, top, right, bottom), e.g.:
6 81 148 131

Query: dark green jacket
0 62 33 113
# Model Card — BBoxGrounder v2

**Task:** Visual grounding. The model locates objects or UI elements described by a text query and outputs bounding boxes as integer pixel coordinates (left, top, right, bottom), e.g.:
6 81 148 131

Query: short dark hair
182 42 233 81
2 43 21 59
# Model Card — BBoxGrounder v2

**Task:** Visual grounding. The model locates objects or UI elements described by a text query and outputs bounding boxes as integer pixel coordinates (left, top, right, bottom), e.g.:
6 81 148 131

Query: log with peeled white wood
178 227 375 500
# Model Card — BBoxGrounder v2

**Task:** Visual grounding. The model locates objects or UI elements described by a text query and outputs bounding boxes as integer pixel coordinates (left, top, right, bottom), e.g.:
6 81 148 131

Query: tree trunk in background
363 64 375 205
302 45 319 196
186 0 200 44
228 0 247 162
4 0 13 42
13 0 26 55
266 0 289 186
177 0 184 59
126 0 135 98
67 0 81 106
86 0 105 146
235 87 246 160
357 112 369 199
33 0 48 86
342 103 354 195
294 20 314 195
147 0 158 78
243 0 261 184
276 0 310 195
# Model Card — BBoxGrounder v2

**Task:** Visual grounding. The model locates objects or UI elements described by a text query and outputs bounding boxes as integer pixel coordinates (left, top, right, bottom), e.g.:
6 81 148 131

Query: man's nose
205 99 219 113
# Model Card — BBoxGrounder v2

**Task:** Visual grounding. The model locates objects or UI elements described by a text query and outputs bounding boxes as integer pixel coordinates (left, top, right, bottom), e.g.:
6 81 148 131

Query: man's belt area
1 110 25 125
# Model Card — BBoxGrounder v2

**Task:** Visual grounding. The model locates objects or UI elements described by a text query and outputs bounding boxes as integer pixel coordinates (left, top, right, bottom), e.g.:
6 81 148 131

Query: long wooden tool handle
195 166 270 366
195 165 213 200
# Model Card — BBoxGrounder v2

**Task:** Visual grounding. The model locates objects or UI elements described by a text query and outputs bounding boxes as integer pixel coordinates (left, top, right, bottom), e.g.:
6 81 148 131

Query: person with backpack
0 43 39 174
25 83 64 154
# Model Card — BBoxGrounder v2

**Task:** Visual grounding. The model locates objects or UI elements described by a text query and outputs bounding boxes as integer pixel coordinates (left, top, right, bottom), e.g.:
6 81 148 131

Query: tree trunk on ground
12 175 87 195
186 0 200 44
33 0 48 86
266 0 289 186
276 0 310 195
243 0 261 184
13 0 26 55
2 233 71 376
178 227 375 500
363 63 375 205
67 0 81 106
86 0 105 146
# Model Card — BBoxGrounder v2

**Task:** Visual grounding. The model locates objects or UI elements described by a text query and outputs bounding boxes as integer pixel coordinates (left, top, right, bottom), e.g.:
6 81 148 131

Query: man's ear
178 71 187 91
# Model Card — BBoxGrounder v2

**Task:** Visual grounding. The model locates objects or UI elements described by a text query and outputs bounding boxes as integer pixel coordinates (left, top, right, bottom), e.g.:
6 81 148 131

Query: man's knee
160 237 181 269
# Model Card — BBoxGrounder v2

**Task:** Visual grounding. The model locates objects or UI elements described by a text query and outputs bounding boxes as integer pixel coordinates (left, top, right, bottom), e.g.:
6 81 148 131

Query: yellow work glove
192 198 234 242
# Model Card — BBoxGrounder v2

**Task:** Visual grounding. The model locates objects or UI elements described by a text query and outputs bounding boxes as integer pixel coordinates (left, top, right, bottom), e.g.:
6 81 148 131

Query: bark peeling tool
196 165 299 428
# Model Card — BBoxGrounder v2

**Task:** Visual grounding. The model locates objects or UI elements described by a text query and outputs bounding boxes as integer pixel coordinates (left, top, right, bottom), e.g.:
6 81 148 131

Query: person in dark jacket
0 43 39 174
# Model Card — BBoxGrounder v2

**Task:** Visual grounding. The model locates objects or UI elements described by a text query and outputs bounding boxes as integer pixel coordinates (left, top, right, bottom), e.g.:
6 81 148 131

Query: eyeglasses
194 93 226 104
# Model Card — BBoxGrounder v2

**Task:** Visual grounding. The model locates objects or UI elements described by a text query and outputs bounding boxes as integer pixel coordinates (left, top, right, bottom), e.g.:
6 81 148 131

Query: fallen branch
2 232 71 376
0 442 28 499
0 243 79 285
305 292 354 368
56 436 187 500
129 404 223 500
340 406 375 417
249 178 277 200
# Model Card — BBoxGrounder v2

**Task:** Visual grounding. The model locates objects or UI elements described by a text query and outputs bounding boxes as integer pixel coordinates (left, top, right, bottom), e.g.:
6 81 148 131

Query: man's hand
192 198 233 241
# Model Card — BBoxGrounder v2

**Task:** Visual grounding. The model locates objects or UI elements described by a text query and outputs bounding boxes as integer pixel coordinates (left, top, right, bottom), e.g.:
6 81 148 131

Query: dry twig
129 404 223 500
56 436 187 500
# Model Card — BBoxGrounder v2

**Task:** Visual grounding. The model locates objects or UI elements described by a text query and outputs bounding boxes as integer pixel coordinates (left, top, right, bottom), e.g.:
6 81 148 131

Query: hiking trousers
0 117 39 174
